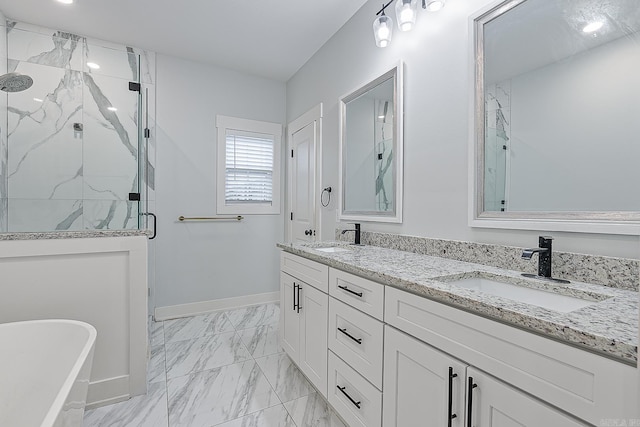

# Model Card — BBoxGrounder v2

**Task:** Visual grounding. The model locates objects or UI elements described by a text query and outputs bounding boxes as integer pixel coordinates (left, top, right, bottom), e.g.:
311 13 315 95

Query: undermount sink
315 246 352 253
446 275 601 313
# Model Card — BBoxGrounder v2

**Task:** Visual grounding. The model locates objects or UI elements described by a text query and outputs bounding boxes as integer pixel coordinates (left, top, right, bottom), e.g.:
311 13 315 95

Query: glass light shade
395 0 418 32
373 14 393 48
425 0 446 11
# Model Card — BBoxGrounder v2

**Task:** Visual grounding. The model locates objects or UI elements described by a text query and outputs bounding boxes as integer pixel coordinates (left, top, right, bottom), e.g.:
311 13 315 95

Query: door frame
286 104 323 242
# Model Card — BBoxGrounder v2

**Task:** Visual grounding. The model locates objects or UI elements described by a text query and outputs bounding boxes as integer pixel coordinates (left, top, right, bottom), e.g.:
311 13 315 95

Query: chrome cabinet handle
467 377 477 427
337 385 361 409
337 285 363 297
448 367 458 427
338 327 362 344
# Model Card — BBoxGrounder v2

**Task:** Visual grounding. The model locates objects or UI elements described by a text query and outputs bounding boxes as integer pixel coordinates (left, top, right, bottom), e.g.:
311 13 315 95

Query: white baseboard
154 291 280 321
86 375 132 409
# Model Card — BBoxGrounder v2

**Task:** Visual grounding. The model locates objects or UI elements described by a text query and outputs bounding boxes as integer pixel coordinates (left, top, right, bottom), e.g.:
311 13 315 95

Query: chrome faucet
341 223 361 245
521 236 569 283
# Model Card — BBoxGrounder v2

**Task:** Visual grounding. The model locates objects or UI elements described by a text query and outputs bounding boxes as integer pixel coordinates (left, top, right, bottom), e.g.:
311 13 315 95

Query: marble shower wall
3 21 156 231
0 18 7 232
484 81 510 212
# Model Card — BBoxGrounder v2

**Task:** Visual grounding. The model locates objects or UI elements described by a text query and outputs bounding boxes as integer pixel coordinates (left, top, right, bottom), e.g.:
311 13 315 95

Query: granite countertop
278 241 638 364
0 229 150 241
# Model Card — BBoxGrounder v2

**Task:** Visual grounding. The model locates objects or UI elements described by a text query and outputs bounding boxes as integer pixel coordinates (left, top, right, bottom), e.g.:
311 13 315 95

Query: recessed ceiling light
56 0 74 4
583 21 603 33
107 107 117 112
33 98 43 103
87 62 100 70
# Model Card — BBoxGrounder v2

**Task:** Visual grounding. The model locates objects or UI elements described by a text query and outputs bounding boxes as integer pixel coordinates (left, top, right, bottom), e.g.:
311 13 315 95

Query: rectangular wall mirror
471 0 640 235
339 63 403 223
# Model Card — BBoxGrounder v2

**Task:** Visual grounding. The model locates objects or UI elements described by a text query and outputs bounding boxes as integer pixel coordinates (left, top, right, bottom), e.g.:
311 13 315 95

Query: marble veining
226 303 280 330
84 381 168 427
254 352 315 403
163 311 235 344
336 230 639 291
164 331 252 380
238 324 283 358
2 20 156 233
284 393 347 427
167 360 280 427
280 241 638 363
215 405 296 427
89 306 345 426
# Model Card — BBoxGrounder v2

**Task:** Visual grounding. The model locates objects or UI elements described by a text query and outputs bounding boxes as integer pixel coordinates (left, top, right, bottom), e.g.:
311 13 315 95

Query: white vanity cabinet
385 286 637 426
279 249 638 427
383 326 588 427
280 252 329 397
383 326 467 427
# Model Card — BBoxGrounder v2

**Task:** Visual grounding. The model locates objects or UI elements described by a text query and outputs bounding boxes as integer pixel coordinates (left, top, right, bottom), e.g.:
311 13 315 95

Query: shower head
0 73 34 93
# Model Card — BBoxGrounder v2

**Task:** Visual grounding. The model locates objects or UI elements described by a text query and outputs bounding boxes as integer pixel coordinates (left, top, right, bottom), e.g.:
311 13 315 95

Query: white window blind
225 129 274 204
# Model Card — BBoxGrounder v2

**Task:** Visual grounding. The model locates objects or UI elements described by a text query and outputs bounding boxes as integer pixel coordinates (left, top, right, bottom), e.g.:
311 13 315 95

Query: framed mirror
471 0 640 235
339 63 403 223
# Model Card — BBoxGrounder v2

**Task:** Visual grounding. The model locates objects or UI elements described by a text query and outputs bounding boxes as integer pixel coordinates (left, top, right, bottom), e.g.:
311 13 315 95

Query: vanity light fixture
373 5 394 48
423 0 446 12
374 0 446 47
395 0 418 31
86 62 100 70
582 21 603 33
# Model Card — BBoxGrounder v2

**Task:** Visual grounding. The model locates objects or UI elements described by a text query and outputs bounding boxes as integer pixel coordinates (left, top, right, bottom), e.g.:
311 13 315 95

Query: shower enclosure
0 21 155 232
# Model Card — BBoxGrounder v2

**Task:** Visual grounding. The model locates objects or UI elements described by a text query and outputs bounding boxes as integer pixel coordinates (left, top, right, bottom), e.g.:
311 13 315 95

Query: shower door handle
141 212 157 240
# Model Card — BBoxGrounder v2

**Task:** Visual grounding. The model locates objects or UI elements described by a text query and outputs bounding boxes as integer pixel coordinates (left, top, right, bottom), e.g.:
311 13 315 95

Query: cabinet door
467 368 588 427
280 273 300 363
383 326 466 427
299 283 329 397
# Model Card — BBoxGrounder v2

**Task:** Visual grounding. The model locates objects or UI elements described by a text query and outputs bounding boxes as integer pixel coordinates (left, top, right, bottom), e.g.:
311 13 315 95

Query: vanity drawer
328 351 382 427
328 297 383 389
329 268 384 320
281 252 329 293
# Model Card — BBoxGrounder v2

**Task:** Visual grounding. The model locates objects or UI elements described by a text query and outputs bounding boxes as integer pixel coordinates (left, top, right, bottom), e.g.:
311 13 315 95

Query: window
216 115 282 215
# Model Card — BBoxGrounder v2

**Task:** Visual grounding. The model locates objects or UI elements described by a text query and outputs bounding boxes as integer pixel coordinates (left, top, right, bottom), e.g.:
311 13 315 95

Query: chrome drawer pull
338 327 363 344
338 285 363 297
337 385 361 409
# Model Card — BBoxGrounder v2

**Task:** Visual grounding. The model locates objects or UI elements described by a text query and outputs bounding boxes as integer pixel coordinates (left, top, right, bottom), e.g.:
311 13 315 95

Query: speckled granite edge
279 242 638 364
336 230 639 292
0 229 150 240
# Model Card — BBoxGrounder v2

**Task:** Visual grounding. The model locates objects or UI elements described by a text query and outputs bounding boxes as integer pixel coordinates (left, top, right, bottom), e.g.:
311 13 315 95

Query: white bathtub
0 319 97 427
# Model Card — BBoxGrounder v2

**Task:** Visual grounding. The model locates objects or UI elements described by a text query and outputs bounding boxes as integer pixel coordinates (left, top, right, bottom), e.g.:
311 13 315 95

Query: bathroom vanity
278 242 638 427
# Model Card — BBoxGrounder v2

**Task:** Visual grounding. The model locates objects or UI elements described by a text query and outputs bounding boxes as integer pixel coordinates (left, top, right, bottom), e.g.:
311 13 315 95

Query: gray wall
286 0 640 259
155 54 286 309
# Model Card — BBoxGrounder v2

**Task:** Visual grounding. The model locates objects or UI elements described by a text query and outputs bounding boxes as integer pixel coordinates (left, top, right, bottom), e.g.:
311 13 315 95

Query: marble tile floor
83 303 346 427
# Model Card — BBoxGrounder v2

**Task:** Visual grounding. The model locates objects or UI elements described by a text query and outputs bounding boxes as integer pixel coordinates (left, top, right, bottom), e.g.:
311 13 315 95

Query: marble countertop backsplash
0 229 150 240
278 241 638 364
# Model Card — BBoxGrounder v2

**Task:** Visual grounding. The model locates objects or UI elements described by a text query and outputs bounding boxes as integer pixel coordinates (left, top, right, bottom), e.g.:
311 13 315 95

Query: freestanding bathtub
0 319 97 427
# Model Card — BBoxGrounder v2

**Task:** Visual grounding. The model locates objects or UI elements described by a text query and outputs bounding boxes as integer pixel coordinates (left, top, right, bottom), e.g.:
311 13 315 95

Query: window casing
216 115 282 215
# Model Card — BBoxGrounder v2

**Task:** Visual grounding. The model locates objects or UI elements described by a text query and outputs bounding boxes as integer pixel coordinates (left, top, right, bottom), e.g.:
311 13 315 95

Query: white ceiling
0 0 370 82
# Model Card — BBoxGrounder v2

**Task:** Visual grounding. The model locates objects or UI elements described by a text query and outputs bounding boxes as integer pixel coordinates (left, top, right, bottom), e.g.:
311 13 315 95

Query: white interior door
288 105 321 242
